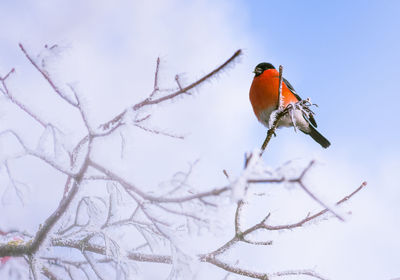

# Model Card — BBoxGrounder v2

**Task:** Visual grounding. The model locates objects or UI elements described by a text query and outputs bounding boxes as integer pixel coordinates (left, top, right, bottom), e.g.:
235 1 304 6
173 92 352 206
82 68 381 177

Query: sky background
0 0 399 279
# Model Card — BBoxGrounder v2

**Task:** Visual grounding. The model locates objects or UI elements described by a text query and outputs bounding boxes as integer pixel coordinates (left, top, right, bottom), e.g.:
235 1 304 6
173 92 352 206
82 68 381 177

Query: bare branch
269 269 329 280
47 177 365 280
82 251 107 280
52 238 172 264
297 180 344 221
248 160 345 221
41 266 60 280
260 65 283 154
99 49 242 131
155 204 206 222
241 238 273 246
0 69 47 127
202 255 269 280
0 68 15 81
175 74 183 91
277 65 284 110
0 45 368 280
4 160 30 204
89 160 230 203
149 57 161 99
134 123 184 139
132 49 242 110
70 87 93 134
203 180 366 273
0 130 76 177
19 43 78 107
259 181 367 231
28 256 40 280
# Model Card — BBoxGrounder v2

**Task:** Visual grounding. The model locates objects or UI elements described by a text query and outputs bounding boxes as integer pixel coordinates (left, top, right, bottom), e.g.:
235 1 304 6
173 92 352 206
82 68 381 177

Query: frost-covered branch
99 49 242 132
19 43 78 107
260 65 284 154
269 269 329 280
199 180 366 280
89 159 230 203
251 160 345 221
0 130 75 177
0 68 47 127
0 44 367 280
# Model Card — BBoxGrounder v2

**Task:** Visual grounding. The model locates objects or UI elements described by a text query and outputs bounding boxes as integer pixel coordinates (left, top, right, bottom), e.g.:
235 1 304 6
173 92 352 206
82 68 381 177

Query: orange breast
249 69 298 121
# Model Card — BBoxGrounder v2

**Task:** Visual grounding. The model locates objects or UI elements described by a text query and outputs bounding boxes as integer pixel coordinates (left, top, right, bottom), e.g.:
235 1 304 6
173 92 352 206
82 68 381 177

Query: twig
89 160 230 203
277 65 284 110
0 130 76 177
260 65 284 155
41 266 60 280
49 177 365 280
19 43 78 107
83 251 107 280
134 123 184 139
99 49 242 131
0 69 47 127
202 255 269 280
4 160 29 204
269 269 329 280
132 49 242 110
205 181 366 264
296 161 344 221
71 88 94 134
252 181 366 232
149 57 161 98
175 75 183 91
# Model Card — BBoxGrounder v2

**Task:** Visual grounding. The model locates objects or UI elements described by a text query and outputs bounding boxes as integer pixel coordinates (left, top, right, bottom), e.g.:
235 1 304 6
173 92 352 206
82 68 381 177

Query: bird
249 62 330 148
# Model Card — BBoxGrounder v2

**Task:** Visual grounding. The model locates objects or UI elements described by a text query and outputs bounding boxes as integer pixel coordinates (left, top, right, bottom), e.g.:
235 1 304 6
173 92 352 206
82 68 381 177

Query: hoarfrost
231 150 260 202
167 244 199 280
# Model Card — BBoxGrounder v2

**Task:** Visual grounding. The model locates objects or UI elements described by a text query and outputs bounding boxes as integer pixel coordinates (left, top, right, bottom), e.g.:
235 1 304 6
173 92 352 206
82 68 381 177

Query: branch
246 181 366 232
19 43 78 107
277 65 284 110
41 266 60 280
0 137 93 258
99 49 242 131
202 180 366 276
134 123 184 139
149 57 161 99
46 177 368 280
260 65 284 154
71 87 94 134
52 238 172 264
203 255 269 280
0 68 47 127
132 49 242 110
269 269 329 280
248 160 345 221
89 160 230 203
0 130 75 177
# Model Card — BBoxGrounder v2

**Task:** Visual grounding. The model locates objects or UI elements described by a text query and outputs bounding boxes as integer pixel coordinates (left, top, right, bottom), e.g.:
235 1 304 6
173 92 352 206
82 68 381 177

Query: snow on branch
99 49 242 132
19 43 78 107
259 65 319 155
0 44 367 280
0 68 47 127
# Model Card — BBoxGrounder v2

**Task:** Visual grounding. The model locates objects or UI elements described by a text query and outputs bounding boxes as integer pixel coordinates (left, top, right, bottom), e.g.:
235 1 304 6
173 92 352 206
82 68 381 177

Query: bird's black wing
283 77 318 127
283 78 301 100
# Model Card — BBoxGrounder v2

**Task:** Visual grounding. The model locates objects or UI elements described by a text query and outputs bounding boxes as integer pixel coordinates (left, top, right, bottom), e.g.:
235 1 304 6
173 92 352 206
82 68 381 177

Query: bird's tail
307 126 331 148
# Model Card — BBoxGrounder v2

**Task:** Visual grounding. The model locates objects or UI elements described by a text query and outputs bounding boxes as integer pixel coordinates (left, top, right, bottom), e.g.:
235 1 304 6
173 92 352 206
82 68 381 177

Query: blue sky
247 0 400 160
0 1 399 279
